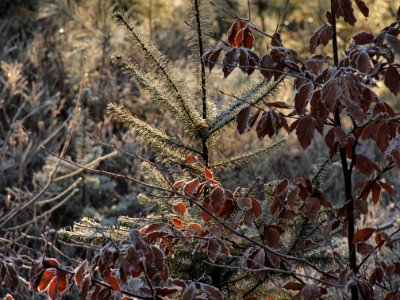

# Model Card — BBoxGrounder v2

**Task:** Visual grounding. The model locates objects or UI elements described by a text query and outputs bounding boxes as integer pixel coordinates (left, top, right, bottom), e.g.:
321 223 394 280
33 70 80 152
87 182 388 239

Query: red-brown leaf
353 32 374 45
355 52 371 73
354 199 368 215
294 82 314 115
287 186 299 210
392 148 400 168
378 181 394 195
207 48 222 72
185 154 199 165
375 267 384 283
182 282 196 300
235 27 254 49
357 243 375 255
357 279 374 300
172 218 183 228
56 271 68 296
309 25 332 53
187 223 203 233
107 274 120 292
74 260 87 286
226 21 246 47
250 197 262 218
332 0 356 26
283 281 304 291
236 106 251 134
207 238 221 263
204 167 213 180
38 269 56 292
184 178 200 196
354 0 369 17
44 258 59 268
173 202 187 216
353 227 375 244
371 182 381 205
222 47 240 77
355 155 373 177
172 180 184 190
259 54 274 81
200 283 223 300
274 179 289 196
321 78 338 111
304 197 320 218
296 115 315 149
385 65 400 95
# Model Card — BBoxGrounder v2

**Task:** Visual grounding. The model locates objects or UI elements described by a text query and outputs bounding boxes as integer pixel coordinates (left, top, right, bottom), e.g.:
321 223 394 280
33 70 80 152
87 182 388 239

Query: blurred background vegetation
0 0 399 276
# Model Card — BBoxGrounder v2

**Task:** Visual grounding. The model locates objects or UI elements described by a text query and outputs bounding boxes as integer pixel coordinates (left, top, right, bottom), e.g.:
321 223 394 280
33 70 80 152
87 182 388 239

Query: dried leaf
187 223 203 233
309 25 332 53
107 274 120 292
392 148 400 168
38 269 56 292
173 202 187 216
235 27 254 49
371 182 381 205
172 218 183 228
274 179 289 196
357 243 375 255
226 21 246 47
294 82 314 115
385 65 400 95
184 178 200 196
354 0 369 17
283 281 304 291
201 283 223 300
296 115 315 149
222 47 240 77
353 32 374 44
353 227 375 244
182 282 196 300
332 0 356 26
321 78 338 111
207 48 222 72
378 181 394 195
259 54 274 81
357 279 374 300
374 267 384 283
204 167 213 180
355 155 373 177
185 155 199 165
250 198 262 218
74 260 87 286
304 197 320 218
44 258 59 268
236 106 251 134
207 238 221 263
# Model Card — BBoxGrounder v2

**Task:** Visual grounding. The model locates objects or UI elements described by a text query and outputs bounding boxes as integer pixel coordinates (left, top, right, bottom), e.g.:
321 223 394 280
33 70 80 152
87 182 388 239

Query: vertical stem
330 1 358 299
194 0 209 167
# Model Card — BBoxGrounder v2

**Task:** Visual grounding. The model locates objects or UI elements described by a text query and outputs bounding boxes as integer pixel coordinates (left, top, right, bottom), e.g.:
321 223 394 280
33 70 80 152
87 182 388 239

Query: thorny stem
330 1 358 299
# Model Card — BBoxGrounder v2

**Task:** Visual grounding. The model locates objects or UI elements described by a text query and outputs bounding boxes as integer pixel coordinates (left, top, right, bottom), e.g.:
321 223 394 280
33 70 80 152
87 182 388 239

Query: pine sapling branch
193 0 209 167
